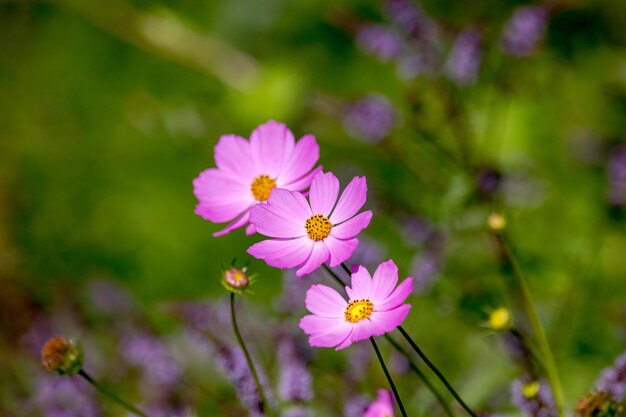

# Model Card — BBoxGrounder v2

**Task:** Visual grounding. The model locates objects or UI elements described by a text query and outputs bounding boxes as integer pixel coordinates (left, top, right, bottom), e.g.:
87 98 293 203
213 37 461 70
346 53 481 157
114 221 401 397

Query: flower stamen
250 175 276 202
305 214 332 241
344 299 374 323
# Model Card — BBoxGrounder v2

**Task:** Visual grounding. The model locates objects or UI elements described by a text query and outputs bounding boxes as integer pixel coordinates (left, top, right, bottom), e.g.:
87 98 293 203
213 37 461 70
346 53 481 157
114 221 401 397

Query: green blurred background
1 0 626 415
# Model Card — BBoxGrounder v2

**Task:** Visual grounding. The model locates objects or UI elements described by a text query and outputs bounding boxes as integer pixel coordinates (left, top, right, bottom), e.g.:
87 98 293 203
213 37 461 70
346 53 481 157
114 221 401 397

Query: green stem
384 334 457 417
78 370 150 417
230 293 275 417
370 337 408 417
497 235 564 417
397 326 478 417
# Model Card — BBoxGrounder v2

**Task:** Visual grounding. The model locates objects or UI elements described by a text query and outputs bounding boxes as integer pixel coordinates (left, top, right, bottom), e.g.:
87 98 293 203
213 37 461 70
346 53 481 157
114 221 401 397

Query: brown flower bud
41 336 83 375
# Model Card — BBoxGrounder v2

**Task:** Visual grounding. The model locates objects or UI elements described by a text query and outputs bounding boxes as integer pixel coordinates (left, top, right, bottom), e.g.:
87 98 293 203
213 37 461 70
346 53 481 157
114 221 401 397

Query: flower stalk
370 337 408 417
497 234 564 417
78 369 150 417
323 263 456 417
230 292 275 417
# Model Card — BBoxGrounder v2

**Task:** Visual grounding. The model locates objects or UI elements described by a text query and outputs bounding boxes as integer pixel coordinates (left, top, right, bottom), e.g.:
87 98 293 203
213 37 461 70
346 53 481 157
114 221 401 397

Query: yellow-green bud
488 307 512 332
487 212 507 233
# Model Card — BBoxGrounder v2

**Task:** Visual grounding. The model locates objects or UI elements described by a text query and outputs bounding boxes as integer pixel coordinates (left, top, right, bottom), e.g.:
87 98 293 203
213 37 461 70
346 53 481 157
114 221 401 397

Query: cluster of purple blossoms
511 378 557 417
445 28 482 86
343 94 398 144
28 375 98 417
122 332 182 392
356 0 442 80
277 336 313 403
606 145 626 206
403 217 445 294
596 351 626 401
500 6 548 58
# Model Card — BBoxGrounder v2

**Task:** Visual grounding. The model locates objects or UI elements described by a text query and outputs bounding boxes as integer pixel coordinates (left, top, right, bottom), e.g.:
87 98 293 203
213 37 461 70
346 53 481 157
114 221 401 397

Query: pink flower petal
214 134 256 183
370 259 399 305
324 236 359 267
365 390 395 417
300 315 352 348
249 202 307 239
309 172 339 217
193 168 253 222
278 134 320 186
245 223 256 235
296 241 330 277
282 165 323 191
370 304 412 333
304 284 347 318
249 120 295 177
212 211 250 237
346 265 373 300
265 188 312 225
247 237 313 269
330 211 372 239
376 277 414 311
329 176 367 224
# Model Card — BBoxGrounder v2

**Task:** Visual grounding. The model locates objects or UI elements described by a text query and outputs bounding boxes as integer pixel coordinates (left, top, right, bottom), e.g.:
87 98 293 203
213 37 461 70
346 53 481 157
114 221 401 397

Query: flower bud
576 391 625 417
487 212 507 233
41 336 83 375
222 267 254 293
488 307 512 332
522 380 541 399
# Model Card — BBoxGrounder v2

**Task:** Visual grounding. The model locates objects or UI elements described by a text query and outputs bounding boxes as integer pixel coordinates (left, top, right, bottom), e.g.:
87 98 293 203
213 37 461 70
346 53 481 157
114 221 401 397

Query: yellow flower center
344 299 374 323
250 175 276 202
305 214 332 241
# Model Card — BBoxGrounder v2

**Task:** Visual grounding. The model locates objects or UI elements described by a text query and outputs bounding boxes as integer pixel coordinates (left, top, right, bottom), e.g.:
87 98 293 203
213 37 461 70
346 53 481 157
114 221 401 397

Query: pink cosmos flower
365 389 395 417
193 120 322 237
247 171 373 277
299 259 413 350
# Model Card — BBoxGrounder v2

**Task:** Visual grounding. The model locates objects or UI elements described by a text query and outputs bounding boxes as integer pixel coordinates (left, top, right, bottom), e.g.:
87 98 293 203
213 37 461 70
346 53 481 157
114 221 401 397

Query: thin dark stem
384 335 457 417
370 337 408 417
322 264 345 286
340 262 352 277
78 369 150 417
397 326 478 417
230 293 275 417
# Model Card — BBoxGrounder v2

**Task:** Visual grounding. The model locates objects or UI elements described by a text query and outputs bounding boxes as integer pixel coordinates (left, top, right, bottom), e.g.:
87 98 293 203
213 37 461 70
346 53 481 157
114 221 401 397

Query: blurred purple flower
343 94 397 143
345 394 371 417
347 235 387 271
209 338 269 417
274 270 314 314
384 0 439 41
409 252 442 294
475 167 503 199
607 145 626 206
357 25 405 61
277 337 313 402
596 351 626 401
511 378 557 417
500 7 548 57
347 339 372 381
445 28 482 86
84 278 135 316
29 375 97 417
122 332 182 388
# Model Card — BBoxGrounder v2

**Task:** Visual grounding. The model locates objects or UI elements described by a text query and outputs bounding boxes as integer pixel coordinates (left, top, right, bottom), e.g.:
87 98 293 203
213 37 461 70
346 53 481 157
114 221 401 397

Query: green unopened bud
488 307 512 332
222 267 255 293
41 336 83 375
